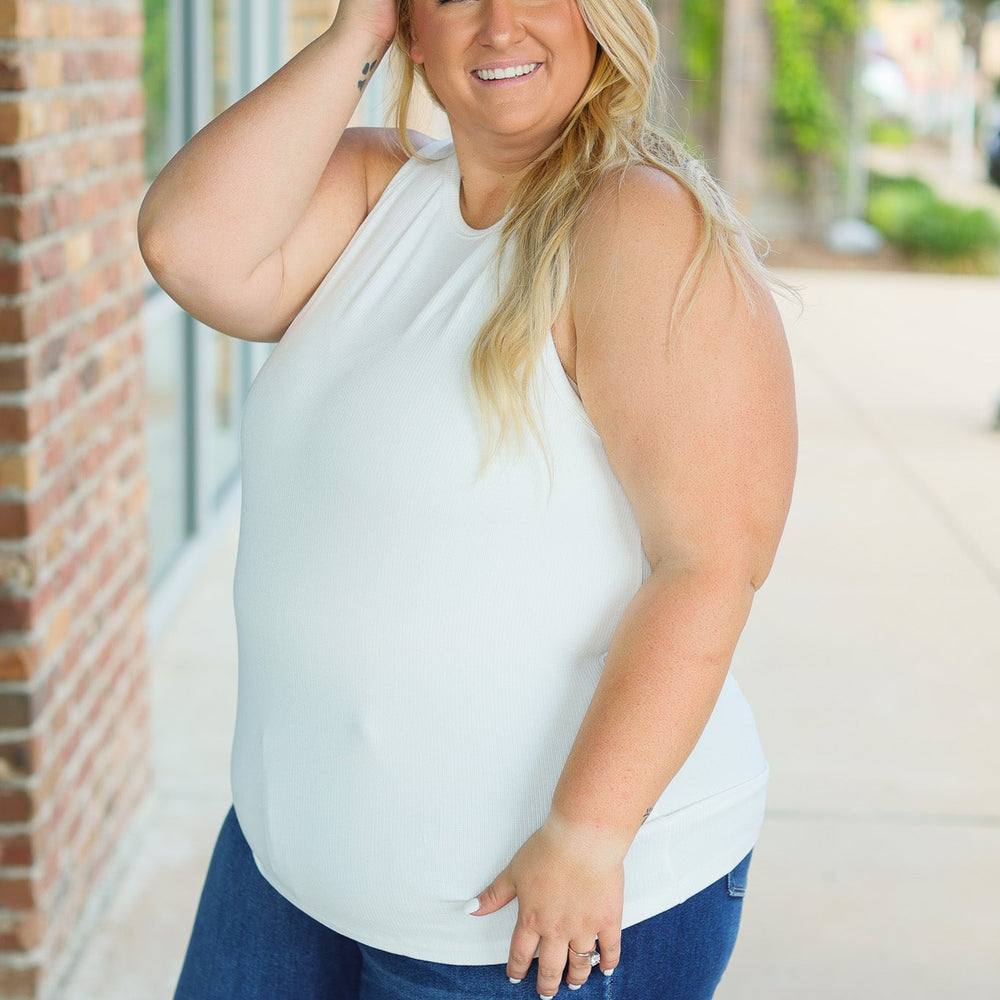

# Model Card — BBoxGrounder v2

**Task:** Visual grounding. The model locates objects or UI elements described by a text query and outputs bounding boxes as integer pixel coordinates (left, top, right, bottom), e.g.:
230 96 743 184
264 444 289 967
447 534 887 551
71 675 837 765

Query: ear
409 34 424 64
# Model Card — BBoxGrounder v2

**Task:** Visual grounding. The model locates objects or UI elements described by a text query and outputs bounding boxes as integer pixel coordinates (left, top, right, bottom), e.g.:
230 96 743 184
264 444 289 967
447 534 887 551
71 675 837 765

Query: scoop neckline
440 148 508 239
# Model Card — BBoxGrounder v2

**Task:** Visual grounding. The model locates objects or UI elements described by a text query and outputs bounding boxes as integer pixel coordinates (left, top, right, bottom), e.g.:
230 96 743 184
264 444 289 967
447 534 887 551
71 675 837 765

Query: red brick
46 1 74 38
0 734 42 780
32 242 64 283
0 154 29 194
0 49 29 89
0 877 38 910
0 909 46 951
13 201 45 241
52 279 75 322
0 354 31 390
0 307 27 342
0 788 35 823
0 835 34 868
0 408 30 443
60 49 86 83
0 643 41 681
0 595 32 630
0 259 33 295
48 188 77 229
0 964 40 996
30 49 61 89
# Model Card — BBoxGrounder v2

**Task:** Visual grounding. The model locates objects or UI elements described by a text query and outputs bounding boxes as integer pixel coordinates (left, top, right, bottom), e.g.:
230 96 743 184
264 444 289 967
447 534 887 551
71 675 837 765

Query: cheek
552 12 597 74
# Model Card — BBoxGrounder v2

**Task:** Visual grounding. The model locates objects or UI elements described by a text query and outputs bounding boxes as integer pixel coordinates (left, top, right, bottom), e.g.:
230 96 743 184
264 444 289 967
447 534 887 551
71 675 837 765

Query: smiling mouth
472 62 540 82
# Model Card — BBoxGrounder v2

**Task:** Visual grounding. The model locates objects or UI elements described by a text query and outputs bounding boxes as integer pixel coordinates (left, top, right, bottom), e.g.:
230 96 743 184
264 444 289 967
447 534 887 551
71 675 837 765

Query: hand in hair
332 0 398 50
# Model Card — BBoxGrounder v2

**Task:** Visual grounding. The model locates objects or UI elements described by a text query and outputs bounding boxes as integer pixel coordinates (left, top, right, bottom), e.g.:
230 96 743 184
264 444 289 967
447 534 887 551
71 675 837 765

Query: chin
482 114 564 145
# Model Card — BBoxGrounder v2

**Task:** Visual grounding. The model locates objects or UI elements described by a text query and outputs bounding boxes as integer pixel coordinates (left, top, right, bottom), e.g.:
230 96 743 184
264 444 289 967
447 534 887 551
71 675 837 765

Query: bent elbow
137 192 171 281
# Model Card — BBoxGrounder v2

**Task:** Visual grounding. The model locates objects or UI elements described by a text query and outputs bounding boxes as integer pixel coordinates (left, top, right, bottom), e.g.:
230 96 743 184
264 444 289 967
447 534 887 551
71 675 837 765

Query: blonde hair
392 0 777 463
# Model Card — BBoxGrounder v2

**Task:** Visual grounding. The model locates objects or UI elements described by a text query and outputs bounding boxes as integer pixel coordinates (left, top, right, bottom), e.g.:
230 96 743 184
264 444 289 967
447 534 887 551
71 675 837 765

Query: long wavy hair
391 0 777 464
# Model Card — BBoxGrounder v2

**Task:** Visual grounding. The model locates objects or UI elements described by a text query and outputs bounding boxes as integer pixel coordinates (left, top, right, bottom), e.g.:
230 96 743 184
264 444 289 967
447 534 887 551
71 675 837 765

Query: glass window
213 0 235 116
141 0 305 597
144 295 190 586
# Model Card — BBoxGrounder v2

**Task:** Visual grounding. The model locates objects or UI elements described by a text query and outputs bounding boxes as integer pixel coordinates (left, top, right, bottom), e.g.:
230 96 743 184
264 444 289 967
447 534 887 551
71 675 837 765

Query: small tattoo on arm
357 57 379 92
640 807 653 826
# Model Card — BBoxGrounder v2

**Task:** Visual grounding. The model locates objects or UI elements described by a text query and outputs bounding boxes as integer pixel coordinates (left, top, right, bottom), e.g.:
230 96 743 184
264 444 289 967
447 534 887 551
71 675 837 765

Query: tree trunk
718 0 769 217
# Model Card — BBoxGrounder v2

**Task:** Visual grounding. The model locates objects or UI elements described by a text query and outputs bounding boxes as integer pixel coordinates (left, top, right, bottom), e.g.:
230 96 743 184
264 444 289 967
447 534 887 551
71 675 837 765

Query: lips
472 62 540 81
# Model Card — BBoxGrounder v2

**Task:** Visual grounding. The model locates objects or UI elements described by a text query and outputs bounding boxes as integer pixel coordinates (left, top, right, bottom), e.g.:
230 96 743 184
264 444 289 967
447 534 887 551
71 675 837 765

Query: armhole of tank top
540 331 602 439
278 142 451 342
366 137 451 218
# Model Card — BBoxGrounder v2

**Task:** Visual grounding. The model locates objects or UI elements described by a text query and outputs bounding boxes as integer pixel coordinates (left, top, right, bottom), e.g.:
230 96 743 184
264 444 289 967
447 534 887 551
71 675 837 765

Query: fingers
506 925 538 986
470 872 517 917
597 925 622 978
508 932 620 996
535 937 571 999
509 936 609 996
565 940 599 991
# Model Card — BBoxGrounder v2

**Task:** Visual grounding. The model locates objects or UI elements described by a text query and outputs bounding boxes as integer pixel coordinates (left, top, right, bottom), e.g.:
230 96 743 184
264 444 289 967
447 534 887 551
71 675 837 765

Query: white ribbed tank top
230 139 768 964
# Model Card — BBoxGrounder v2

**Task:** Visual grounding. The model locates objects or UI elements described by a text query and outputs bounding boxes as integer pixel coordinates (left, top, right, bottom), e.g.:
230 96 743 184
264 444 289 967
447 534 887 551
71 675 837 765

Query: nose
477 0 526 48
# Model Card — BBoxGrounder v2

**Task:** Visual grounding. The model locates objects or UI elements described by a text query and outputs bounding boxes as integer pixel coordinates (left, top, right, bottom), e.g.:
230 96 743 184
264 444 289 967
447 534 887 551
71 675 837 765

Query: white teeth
474 63 538 81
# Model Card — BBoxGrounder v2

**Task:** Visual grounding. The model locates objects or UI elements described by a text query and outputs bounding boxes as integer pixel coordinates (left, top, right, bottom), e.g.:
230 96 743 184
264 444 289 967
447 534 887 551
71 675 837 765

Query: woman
138 0 797 994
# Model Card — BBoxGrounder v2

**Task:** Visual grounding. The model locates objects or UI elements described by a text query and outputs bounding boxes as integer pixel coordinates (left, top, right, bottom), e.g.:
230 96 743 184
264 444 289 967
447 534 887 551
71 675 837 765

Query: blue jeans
174 807 751 1000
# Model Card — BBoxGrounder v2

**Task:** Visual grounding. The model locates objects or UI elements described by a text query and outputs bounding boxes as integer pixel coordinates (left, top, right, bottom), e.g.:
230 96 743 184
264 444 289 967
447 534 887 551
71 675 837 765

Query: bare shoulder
347 127 436 210
572 163 702 289
571 160 781 350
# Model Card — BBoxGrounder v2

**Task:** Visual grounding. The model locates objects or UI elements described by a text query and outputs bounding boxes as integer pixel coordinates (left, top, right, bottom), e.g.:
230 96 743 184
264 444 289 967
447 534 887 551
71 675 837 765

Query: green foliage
680 0 723 115
867 117 913 146
675 0 863 188
143 0 169 178
766 0 862 160
867 173 1000 271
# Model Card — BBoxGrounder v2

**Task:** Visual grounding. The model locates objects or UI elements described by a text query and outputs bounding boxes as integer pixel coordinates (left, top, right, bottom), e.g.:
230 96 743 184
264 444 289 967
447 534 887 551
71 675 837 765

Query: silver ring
568 948 600 966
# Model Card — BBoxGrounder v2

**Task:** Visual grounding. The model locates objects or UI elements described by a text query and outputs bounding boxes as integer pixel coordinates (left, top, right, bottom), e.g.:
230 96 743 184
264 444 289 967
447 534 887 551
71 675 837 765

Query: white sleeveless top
230 139 768 964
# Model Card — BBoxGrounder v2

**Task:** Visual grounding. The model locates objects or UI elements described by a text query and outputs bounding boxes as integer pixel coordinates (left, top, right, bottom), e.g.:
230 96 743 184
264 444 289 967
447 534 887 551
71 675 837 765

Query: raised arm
137 0 409 343
471 165 797 997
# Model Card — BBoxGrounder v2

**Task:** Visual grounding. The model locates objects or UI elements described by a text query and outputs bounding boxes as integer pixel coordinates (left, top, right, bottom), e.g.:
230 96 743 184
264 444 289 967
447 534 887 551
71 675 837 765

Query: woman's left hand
469 814 627 997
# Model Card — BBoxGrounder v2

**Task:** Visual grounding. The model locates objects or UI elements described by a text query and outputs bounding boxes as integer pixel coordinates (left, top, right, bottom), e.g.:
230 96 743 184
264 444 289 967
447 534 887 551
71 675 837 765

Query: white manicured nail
568 984 582 991
604 967 615 976
540 995 555 999
463 897 481 915
508 977 522 984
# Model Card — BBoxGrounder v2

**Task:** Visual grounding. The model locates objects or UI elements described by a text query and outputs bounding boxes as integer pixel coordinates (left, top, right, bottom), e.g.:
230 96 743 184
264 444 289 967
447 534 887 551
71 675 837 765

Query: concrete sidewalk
56 269 1000 999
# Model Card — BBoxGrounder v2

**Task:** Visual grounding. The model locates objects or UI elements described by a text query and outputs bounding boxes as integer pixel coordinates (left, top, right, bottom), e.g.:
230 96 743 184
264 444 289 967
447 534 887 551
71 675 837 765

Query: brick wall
0 2 150 997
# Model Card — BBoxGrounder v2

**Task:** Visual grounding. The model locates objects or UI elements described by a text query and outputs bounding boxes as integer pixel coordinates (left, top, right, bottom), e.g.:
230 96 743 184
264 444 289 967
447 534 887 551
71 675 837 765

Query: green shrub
867 173 1000 271
868 118 913 146
868 172 934 198
902 203 1000 259
867 185 933 242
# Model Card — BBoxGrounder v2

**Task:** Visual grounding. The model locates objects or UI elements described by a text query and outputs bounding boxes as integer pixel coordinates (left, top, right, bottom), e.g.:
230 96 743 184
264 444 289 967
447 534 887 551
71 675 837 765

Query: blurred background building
0 0 996 997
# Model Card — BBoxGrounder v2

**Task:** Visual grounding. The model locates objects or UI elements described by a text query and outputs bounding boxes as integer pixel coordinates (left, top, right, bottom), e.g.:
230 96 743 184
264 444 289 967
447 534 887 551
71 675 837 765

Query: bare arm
137 1 408 342
472 167 798 997
552 167 797 843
